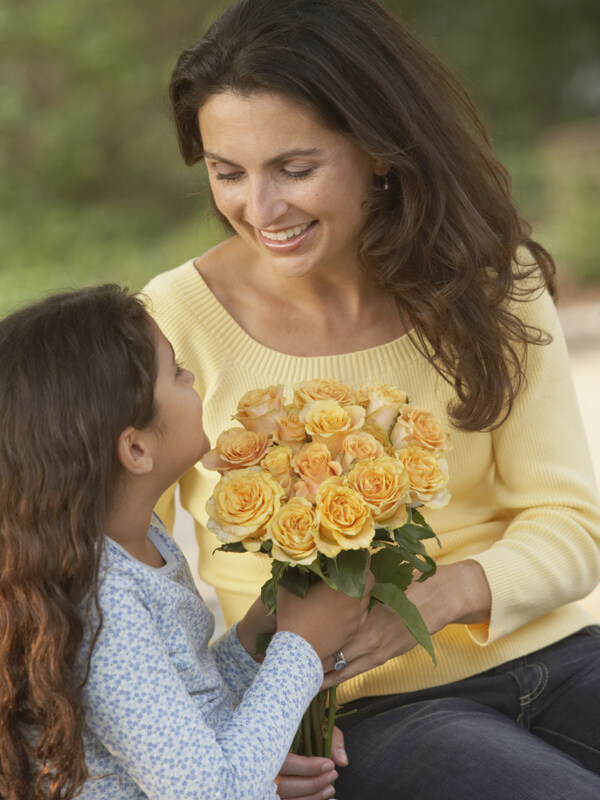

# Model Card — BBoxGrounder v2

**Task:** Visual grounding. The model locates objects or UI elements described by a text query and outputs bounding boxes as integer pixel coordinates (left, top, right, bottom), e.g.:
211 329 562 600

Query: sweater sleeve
468 287 600 644
82 576 322 800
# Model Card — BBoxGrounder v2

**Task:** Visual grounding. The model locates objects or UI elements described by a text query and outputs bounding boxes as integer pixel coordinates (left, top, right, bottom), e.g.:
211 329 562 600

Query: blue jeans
336 626 600 799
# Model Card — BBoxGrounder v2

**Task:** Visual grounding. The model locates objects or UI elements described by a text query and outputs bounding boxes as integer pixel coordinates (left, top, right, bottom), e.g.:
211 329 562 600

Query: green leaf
371 583 437 666
324 550 368 598
216 542 246 554
279 566 311 598
260 577 278 612
373 526 394 542
370 548 414 591
398 522 438 542
254 631 273 656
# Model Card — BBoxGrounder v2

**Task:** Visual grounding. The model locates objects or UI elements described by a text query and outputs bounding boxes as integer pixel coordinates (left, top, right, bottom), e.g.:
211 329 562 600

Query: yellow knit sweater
143 260 600 704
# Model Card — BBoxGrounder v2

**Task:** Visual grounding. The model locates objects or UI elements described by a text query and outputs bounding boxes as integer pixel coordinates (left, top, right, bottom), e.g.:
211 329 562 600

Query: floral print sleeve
78 518 322 800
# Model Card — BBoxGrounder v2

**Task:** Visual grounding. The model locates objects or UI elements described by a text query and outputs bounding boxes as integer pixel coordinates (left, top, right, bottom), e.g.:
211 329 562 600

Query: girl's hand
276 569 374 662
320 560 491 685
275 727 347 799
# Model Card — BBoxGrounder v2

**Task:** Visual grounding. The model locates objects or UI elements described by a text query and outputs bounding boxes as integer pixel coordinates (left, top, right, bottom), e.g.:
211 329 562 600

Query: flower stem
324 686 337 759
301 706 313 757
310 696 324 757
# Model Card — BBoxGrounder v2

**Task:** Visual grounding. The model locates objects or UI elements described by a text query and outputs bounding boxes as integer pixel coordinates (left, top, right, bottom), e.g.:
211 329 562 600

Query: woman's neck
195 239 408 356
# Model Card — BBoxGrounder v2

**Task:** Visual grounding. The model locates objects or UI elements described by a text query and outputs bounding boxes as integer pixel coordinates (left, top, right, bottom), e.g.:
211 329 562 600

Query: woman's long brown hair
0 286 157 799
169 0 556 431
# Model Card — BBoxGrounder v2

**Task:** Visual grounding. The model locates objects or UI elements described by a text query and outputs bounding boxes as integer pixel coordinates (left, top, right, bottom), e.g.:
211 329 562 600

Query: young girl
0 284 372 800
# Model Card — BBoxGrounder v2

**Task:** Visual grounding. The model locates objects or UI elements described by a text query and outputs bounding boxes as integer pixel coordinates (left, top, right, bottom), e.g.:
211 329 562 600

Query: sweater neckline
172 259 422 381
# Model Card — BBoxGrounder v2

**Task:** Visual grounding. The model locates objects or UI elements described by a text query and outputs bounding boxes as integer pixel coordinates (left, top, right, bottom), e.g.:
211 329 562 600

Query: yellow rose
293 379 357 408
300 400 366 456
201 427 271 472
291 441 343 499
234 384 285 434
348 457 410 528
315 476 374 557
390 405 450 453
262 444 293 479
267 497 320 565
339 431 385 472
359 383 408 434
206 467 286 551
361 422 395 456
396 446 451 509
262 445 294 497
274 406 307 449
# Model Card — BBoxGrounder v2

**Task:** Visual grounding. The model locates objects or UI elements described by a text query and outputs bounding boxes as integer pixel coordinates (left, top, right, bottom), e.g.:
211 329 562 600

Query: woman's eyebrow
203 148 323 168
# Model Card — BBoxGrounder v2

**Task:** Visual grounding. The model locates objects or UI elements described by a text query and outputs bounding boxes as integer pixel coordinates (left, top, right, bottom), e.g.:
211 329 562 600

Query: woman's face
198 91 382 280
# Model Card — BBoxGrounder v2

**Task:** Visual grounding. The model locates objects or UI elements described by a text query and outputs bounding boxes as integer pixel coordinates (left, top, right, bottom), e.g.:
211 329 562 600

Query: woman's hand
321 559 491 684
236 596 278 660
276 568 375 662
275 727 348 799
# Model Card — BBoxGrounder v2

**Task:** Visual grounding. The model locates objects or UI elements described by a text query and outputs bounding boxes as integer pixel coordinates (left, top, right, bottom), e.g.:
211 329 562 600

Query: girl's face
198 91 383 281
151 324 209 483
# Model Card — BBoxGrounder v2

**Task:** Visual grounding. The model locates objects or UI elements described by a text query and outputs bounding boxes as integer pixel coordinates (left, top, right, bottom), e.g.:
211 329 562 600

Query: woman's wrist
237 598 277 660
445 559 492 625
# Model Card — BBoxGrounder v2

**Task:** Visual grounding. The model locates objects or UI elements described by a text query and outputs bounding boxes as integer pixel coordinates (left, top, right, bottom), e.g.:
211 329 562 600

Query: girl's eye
175 361 185 377
283 168 314 180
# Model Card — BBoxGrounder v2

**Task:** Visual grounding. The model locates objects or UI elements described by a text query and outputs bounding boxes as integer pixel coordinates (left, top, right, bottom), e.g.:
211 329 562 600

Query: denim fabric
336 627 600 799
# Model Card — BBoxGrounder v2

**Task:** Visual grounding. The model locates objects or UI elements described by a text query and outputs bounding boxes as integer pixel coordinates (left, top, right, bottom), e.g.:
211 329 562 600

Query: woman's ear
117 426 154 476
373 160 390 177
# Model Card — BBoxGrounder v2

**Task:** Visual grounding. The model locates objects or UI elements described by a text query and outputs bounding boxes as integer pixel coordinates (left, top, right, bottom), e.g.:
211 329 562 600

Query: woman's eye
175 361 185 377
283 168 314 180
215 171 242 182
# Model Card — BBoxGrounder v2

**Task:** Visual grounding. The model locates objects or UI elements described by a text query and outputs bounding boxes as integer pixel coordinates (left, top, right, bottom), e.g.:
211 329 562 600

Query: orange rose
339 431 385 472
201 427 271 472
292 441 343 499
274 406 307 449
390 405 450 453
359 383 408 434
300 400 366 456
206 467 286 551
234 384 285 434
267 497 320 565
293 379 357 408
396 446 450 509
314 476 374 557
348 457 410 528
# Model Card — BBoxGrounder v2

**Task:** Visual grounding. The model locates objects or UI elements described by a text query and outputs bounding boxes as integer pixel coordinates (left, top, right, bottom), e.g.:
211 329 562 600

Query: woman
143 0 600 796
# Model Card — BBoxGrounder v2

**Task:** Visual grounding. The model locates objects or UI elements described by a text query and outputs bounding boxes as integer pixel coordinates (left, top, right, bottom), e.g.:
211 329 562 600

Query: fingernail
322 786 336 799
321 760 335 773
334 748 348 767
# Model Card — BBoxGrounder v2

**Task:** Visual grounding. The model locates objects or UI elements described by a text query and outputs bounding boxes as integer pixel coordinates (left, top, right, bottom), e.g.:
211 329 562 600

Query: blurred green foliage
1 0 599 317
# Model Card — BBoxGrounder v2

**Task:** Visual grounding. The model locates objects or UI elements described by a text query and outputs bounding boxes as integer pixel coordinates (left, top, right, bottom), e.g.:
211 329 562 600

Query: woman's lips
257 221 316 252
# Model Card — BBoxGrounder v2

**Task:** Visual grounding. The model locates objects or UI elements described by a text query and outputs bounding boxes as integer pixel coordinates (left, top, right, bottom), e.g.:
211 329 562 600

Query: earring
383 173 390 191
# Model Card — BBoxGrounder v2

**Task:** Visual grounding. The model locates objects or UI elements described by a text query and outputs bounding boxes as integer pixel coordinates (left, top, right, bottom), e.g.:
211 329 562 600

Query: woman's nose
245 176 288 229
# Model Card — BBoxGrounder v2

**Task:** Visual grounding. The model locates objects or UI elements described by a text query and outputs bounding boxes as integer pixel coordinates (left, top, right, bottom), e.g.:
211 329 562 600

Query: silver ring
333 649 347 671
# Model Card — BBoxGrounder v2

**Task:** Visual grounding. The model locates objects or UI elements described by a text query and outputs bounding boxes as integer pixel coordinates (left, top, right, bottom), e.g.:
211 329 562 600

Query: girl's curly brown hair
0 285 158 800
170 0 556 432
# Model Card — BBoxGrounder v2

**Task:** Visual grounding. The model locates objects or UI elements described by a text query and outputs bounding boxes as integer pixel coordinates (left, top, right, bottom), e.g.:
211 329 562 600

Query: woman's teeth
261 222 311 241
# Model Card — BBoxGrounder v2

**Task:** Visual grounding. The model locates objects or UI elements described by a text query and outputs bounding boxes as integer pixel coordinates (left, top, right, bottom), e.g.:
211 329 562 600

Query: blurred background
2 0 599 620
2 0 600 313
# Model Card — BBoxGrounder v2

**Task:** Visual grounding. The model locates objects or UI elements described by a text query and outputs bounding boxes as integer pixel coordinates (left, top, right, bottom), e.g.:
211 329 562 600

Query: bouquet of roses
202 379 450 758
